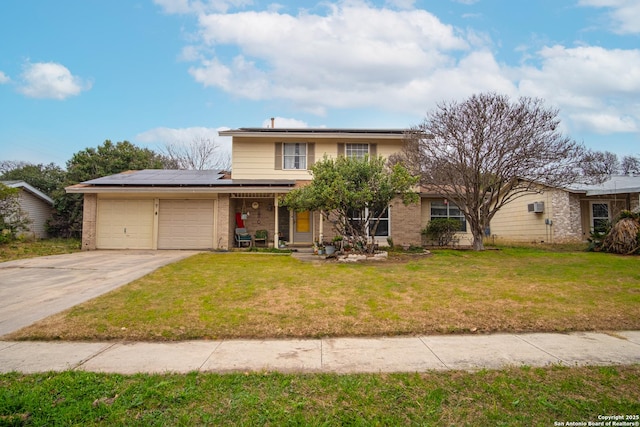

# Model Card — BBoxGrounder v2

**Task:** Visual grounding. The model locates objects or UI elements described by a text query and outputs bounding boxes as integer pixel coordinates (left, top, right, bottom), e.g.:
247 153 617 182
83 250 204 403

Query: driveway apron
0 250 199 336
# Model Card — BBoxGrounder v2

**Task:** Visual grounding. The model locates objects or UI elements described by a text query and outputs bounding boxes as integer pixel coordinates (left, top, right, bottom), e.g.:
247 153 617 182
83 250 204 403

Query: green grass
7 247 640 341
1 366 638 426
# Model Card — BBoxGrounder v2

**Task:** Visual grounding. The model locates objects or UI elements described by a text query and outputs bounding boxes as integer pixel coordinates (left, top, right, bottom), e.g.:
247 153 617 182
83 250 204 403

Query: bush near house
421 218 461 246
600 210 640 255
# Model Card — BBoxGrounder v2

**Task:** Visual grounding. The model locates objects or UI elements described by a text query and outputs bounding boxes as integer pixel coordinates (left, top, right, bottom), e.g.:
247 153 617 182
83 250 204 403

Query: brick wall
390 198 422 247
82 194 97 250
551 190 583 243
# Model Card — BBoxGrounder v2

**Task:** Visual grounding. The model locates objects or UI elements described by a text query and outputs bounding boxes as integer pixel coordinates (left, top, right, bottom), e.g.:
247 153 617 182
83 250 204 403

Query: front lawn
6 247 640 341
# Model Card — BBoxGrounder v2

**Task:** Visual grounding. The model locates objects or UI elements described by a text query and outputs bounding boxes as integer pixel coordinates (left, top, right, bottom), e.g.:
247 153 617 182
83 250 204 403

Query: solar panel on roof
83 169 225 185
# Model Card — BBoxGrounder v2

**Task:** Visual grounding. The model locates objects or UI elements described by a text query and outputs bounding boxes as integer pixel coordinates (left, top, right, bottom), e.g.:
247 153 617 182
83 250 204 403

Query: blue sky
1 0 639 167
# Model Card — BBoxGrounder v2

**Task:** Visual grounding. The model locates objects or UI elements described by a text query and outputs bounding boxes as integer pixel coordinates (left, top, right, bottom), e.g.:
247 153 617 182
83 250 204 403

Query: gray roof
80 169 296 187
568 175 640 196
1 180 53 204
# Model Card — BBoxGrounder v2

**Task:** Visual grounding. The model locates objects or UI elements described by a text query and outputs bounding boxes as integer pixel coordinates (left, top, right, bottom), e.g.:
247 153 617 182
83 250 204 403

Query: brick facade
81 193 97 250
551 190 583 243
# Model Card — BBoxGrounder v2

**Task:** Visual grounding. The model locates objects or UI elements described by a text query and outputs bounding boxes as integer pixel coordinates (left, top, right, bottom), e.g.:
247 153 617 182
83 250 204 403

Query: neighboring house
1 180 54 239
489 175 640 244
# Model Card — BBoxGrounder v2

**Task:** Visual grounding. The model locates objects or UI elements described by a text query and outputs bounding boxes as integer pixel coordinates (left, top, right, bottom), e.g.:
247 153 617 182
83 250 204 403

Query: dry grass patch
0 238 81 261
6 248 640 341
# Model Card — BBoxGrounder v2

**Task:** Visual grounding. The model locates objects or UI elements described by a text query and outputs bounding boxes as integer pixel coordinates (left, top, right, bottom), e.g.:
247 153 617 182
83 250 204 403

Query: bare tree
621 155 640 175
397 92 586 251
580 150 620 177
162 137 231 171
0 160 28 175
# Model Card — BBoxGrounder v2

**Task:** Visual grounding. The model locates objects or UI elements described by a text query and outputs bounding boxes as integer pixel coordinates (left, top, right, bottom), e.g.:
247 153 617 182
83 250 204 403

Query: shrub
600 210 640 255
422 218 461 246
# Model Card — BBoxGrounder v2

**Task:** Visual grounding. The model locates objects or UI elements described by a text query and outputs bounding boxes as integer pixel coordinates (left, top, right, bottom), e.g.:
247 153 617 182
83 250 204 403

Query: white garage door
158 199 215 249
97 199 154 249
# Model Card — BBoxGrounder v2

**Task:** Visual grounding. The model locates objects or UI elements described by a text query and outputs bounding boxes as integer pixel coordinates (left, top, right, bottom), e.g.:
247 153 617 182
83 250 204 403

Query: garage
158 199 215 249
96 199 154 249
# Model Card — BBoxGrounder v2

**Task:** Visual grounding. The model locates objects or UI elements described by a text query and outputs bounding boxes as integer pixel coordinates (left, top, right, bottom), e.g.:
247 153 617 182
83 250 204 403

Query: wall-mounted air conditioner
527 202 544 213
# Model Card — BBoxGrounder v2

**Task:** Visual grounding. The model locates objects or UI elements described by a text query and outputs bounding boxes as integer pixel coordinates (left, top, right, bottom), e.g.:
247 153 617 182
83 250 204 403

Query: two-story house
68 127 471 250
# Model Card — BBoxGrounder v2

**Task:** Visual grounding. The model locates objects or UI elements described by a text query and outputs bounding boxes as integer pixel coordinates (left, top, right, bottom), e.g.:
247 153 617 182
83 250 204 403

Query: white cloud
517 45 640 135
578 0 640 34
18 62 91 100
570 112 637 134
135 126 232 155
0 71 10 84
187 2 482 114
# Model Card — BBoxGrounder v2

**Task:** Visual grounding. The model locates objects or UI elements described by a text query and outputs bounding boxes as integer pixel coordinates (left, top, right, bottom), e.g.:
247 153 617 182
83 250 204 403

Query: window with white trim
346 144 369 159
283 143 307 170
591 202 610 233
348 207 390 237
338 143 377 159
430 201 467 232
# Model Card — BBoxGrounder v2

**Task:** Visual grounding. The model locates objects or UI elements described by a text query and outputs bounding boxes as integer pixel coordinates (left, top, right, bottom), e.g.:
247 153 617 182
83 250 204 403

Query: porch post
274 195 279 247
319 210 324 244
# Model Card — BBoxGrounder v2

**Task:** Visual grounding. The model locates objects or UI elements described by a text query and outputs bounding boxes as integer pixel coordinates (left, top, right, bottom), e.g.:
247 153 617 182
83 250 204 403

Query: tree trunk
472 227 485 251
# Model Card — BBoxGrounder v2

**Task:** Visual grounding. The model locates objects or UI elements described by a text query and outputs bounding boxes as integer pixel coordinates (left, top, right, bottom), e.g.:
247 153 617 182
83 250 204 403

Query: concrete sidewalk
1 331 639 374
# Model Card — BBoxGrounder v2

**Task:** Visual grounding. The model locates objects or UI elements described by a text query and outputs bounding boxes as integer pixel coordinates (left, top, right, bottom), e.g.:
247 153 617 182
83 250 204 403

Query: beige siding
231 136 405 180
17 189 53 239
488 192 552 243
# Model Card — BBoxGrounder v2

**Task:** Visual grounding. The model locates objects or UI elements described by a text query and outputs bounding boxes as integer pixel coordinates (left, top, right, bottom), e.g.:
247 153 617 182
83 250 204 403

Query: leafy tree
397 92 586 251
65 140 166 183
283 155 419 254
0 162 65 196
50 140 167 237
0 183 31 243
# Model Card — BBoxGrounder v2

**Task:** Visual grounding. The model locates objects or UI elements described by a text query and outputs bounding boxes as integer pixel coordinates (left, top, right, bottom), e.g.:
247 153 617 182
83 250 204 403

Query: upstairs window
283 143 307 170
346 144 369 159
275 142 314 170
338 143 377 159
430 201 467 232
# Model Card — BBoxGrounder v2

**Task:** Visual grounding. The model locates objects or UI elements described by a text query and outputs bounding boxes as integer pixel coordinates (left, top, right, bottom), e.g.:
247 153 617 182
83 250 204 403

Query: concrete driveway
0 250 200 336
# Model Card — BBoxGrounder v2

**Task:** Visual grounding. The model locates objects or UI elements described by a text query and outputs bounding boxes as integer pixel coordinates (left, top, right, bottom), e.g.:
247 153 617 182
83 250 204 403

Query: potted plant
314 241 325 255
325 235 342 255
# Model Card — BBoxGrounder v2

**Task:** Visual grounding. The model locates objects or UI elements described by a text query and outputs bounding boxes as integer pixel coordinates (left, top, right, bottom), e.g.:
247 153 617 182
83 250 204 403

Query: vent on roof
527 202 544 213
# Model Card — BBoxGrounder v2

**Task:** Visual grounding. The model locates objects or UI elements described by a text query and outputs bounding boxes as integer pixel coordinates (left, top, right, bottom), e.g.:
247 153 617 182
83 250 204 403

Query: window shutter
337 143 345 157
275 143 282 170
307 143 315 167
369 143 377 158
